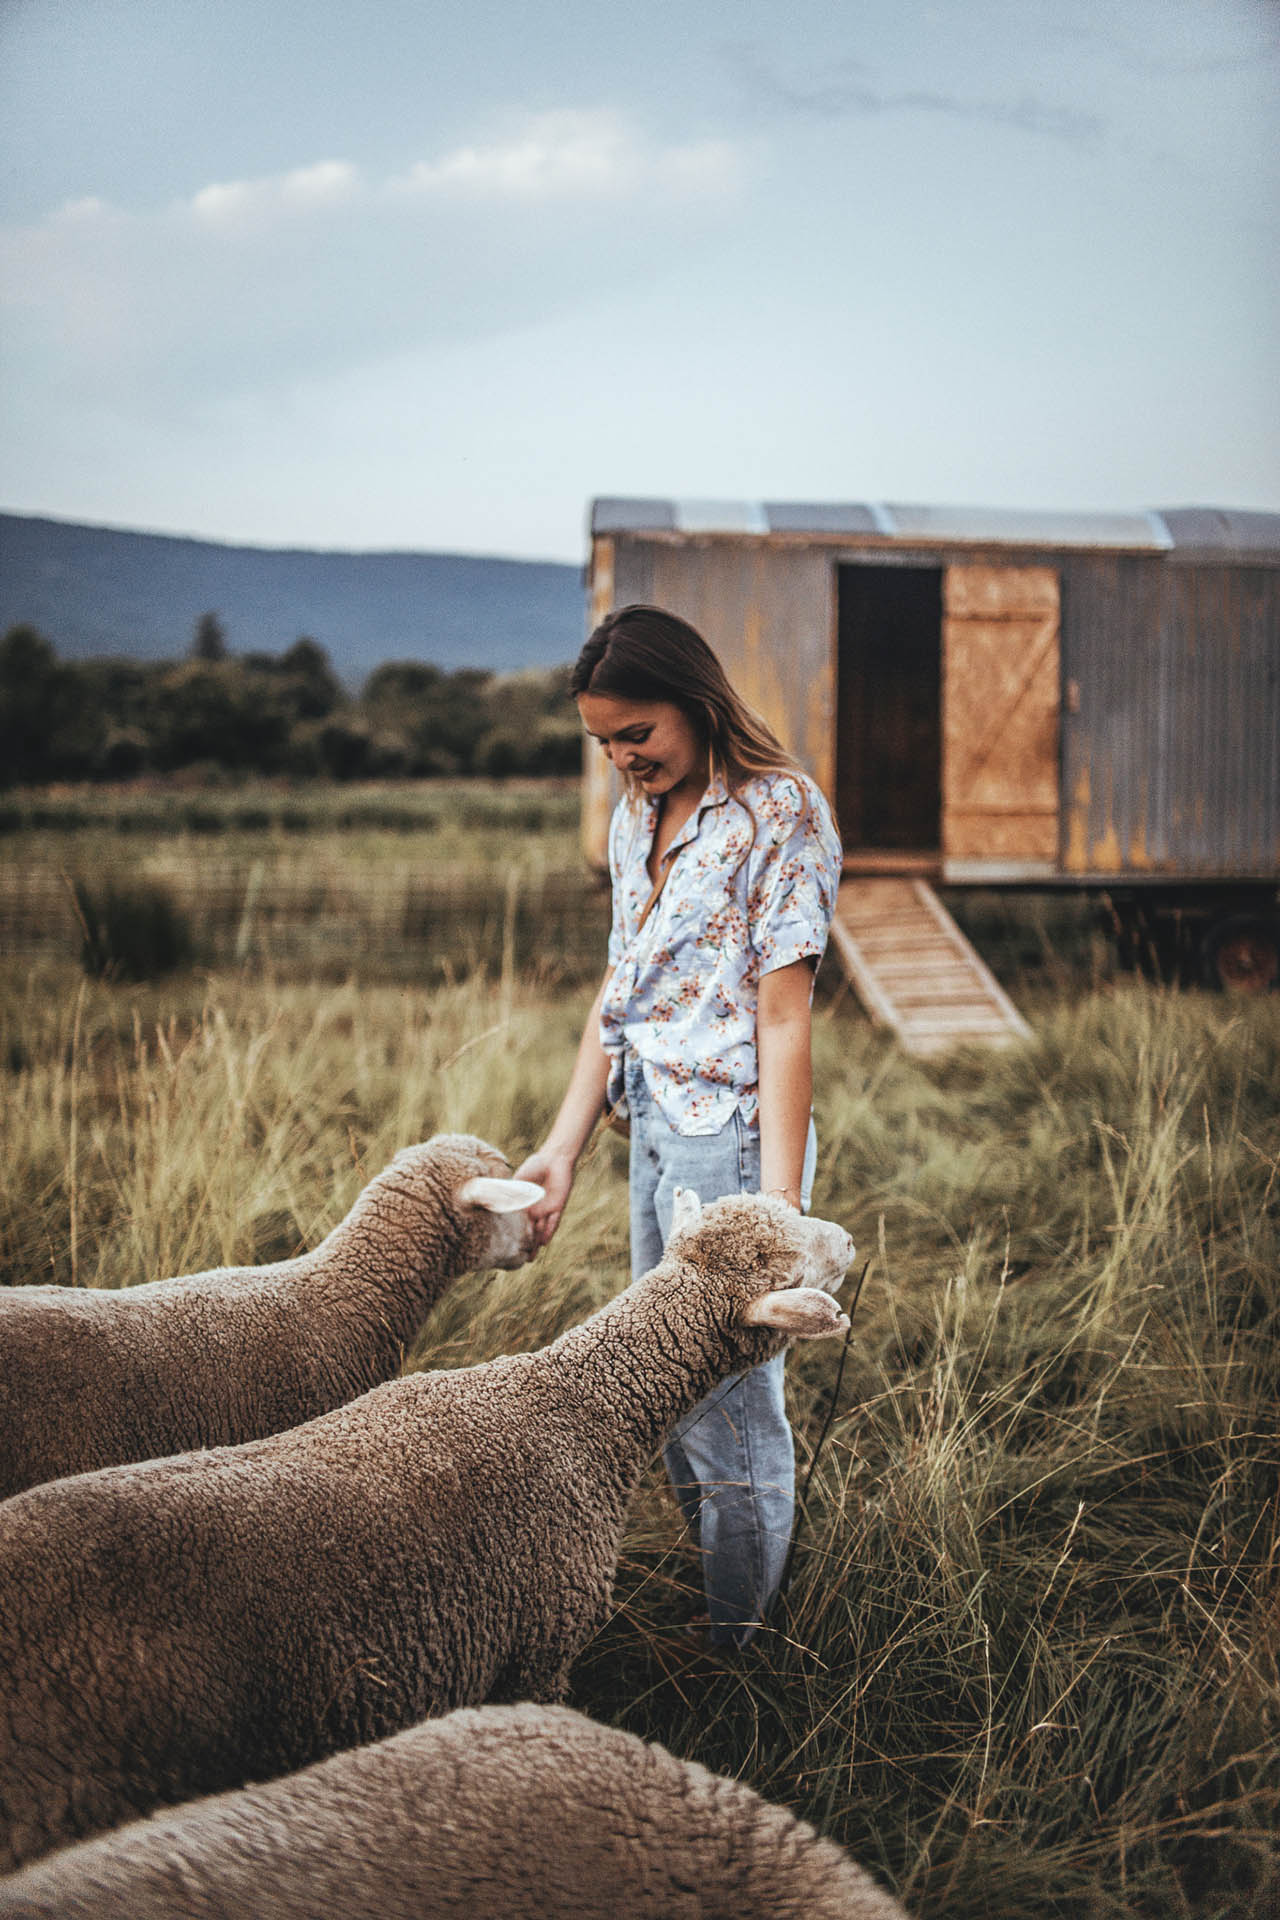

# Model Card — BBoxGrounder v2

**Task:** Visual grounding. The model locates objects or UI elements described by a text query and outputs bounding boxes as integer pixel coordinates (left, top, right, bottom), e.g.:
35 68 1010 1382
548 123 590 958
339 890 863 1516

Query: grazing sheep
0 1702 909 1919
0 1189 853 1870
0 1134 544 1501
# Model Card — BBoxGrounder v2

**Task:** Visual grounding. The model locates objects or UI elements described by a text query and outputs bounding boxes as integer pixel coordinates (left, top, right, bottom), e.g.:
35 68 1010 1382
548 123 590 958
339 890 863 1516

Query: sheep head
668 1188 853 1345
455 1171 546 1270
383 1135 545 1273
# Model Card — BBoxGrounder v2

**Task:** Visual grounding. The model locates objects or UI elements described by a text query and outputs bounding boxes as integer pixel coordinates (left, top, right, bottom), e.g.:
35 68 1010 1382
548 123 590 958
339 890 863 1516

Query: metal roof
590 498 1280 560
1153 507 1280 561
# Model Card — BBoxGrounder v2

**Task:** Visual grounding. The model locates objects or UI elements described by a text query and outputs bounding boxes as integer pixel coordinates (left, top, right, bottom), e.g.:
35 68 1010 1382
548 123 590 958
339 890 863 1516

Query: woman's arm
756 958 816 1208
514 965 614 1246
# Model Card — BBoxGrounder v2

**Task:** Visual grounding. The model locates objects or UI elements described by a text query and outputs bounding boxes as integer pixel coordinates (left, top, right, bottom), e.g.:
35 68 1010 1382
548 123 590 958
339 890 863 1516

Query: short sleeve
745 775 842 975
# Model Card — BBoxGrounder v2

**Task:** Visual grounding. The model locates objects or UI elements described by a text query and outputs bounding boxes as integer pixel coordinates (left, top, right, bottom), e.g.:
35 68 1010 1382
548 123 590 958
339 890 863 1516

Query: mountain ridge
0 511 585 682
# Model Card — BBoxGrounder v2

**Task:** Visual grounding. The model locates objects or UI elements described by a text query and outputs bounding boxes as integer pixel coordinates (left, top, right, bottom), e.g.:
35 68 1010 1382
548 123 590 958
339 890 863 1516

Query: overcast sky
1 0 1276 561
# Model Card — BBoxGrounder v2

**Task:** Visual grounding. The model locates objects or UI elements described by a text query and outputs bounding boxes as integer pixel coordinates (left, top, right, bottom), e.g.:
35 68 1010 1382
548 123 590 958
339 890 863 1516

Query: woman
517 605 842 1648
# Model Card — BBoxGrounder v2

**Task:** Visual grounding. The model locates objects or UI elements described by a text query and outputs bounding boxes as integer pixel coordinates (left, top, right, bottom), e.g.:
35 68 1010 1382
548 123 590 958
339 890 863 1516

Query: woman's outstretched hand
514 970 612 1249
513 1146 577 1248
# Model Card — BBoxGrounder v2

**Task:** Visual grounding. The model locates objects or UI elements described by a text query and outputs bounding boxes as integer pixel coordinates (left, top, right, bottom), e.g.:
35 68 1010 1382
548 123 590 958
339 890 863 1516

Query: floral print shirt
601 769 842 1136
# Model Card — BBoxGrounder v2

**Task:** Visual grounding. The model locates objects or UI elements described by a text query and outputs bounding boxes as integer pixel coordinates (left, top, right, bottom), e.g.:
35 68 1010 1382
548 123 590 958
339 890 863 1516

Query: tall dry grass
0 779 604 981
1 955 1276 1917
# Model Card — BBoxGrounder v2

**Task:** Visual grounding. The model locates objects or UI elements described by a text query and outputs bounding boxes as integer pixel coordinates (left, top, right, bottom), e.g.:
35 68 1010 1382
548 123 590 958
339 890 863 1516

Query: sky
0 0 1276 562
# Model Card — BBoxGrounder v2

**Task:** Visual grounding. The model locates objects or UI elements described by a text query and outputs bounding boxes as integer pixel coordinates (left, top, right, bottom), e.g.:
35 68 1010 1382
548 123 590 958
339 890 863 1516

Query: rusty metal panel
578 537 678 866
1060 556 1280 876
581 536 615 869
942 565 1060 862
582 524 1280 883
1163 566 1279 873
645 542 837 796
612 539 655 608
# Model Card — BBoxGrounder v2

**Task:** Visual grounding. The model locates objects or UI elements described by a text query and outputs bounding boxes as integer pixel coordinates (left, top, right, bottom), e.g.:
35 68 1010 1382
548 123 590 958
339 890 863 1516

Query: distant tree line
0 616 584 787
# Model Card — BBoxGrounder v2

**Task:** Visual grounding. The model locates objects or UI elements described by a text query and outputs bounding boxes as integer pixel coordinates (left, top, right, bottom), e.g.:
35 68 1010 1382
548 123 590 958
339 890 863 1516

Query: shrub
473 715 582 778
72 879 195 981
94 726 150 780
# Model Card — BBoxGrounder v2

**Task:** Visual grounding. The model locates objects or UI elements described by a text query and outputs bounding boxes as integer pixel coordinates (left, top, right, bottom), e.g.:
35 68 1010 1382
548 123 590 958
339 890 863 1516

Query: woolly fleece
0 1193 851 1869
0 1134 540 1500
0 1703 909 1919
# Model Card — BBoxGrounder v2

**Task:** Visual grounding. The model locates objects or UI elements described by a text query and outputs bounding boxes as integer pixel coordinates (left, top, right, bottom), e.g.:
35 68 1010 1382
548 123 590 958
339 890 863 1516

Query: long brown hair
571 605 805 805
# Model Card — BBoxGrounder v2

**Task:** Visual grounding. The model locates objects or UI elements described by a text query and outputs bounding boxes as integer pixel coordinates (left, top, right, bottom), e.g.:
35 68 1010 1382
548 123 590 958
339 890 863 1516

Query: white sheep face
671 1189 855 1343
791 1214 857 1295
738 1211 854 1339
455 1176 546 1270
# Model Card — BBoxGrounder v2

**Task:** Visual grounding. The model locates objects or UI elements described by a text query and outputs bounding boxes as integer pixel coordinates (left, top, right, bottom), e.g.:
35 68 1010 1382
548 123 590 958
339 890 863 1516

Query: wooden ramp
830 878 1032 1055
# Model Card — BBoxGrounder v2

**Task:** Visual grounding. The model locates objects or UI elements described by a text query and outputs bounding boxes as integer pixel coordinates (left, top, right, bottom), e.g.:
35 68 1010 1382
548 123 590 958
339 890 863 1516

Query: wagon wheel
1200 914 1280 994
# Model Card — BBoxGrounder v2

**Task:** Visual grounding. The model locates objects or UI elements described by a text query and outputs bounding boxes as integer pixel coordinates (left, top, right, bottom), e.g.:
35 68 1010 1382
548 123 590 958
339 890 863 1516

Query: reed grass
1 956 1276 1917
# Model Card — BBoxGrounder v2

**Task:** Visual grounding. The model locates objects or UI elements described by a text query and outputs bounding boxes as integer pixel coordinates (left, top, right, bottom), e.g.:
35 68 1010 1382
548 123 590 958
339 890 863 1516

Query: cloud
89 109 736 233
725 44 1104 144
387 110 737 201
190 160 361 227
0 110 745 407
54 196 109 223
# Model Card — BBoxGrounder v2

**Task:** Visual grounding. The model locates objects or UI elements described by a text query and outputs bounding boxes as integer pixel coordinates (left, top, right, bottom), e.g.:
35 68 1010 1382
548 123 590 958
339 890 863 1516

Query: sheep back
0 1703 910 1920
0 1190 853 1869
0 1270 339 1496
0 1133 535 1500
0 1365 624 1870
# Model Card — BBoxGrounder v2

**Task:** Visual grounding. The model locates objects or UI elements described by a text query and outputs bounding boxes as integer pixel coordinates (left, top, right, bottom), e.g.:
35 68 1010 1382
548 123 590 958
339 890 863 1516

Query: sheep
0 1188 853 1870
0 1702 910 1919
0 1134 545 1501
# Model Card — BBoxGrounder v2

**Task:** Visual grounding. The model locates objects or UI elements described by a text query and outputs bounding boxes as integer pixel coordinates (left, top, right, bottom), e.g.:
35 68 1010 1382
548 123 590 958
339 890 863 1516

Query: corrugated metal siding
581 537 616 867
578 537 654 862
647 542 836 793
584 527 1280 882
613 540 656 606
581 536 838 864
1061 556 1280 876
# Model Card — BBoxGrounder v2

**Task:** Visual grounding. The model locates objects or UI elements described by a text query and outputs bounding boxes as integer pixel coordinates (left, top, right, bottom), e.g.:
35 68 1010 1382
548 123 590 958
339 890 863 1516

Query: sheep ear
739 1288 850 1340
670 1187 703 1236
456 1176 546 1214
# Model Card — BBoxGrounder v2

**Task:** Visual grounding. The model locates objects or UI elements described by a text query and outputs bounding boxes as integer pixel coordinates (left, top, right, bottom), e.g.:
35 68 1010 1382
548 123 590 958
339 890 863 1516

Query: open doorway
836 563 942 855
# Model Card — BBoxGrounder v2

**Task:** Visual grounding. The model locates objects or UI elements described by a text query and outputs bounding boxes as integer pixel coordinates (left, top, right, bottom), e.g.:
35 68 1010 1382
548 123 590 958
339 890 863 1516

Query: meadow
0 787 1276 1917
0 778 607 983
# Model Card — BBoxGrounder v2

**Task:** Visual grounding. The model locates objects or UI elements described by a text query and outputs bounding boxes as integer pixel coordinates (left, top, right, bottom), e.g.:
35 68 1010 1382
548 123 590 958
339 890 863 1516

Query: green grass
1 948 1275 1917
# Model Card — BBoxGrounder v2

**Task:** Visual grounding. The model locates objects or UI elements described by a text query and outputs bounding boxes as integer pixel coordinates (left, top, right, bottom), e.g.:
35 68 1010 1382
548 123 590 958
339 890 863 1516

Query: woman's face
576 692 708 801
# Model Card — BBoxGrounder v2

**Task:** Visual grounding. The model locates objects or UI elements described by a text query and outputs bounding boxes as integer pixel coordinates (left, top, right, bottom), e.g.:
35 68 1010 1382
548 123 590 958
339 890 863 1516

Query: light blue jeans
625 1054 817 1648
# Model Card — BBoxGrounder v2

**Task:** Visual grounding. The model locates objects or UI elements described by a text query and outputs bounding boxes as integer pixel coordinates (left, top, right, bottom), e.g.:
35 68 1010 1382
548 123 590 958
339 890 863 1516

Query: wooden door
942 565 1060 862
